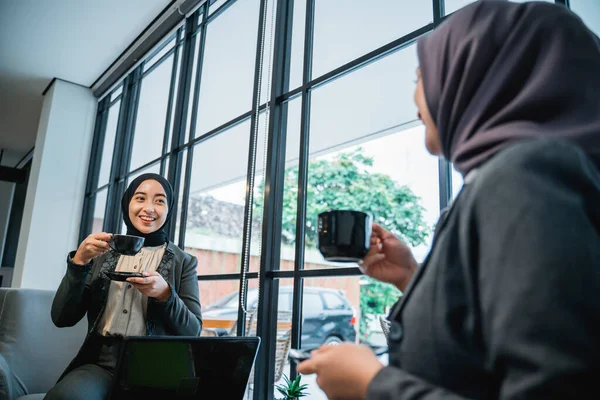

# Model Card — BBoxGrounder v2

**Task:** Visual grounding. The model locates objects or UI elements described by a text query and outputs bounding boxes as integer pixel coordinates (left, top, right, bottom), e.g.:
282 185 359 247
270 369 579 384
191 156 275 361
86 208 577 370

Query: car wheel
324 336 343 346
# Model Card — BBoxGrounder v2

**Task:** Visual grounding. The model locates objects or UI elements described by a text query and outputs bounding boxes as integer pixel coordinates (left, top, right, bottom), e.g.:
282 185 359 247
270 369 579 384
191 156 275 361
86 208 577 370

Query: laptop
108 336 261 400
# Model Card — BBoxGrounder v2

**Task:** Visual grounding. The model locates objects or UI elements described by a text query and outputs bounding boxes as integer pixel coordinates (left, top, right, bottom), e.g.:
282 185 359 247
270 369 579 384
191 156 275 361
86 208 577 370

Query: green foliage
255 148 431 341
275 374 309 400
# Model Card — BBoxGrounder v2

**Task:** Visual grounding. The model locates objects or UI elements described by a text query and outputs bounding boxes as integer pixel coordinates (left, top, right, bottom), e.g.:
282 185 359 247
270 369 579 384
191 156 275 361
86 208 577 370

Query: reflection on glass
444 0 553 16
184 120 252 274
312 0 432 78
130 55 174 171
571 0 600 36
306 45 438 264
92 189 108 233
195 0 260 136
98 101 120 187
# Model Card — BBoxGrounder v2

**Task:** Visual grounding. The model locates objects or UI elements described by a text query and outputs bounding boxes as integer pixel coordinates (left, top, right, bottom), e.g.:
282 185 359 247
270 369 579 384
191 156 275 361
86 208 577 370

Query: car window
323 292 346 310
302 293 323 315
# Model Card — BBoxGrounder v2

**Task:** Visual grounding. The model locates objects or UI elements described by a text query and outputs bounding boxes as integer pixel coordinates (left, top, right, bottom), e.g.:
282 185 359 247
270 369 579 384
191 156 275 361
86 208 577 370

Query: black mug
317 210 372 263
109 234 145 256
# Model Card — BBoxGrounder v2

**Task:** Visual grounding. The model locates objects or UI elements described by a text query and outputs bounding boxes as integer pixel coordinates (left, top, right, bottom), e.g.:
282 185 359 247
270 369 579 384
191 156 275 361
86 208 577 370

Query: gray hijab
417 1 600 175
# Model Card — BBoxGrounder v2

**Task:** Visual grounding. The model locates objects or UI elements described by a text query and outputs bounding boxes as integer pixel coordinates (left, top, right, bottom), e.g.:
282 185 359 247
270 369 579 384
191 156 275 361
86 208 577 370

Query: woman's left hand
297 343 383 400
127 271 171 301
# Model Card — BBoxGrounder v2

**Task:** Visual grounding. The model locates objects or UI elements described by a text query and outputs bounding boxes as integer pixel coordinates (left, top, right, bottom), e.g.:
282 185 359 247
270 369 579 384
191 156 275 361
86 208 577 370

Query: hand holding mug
360 223 418 292
72 232 112 265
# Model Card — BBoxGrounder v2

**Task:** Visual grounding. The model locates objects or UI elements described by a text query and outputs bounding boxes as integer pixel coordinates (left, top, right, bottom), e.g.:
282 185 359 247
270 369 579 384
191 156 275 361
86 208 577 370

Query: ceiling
0 0 172 166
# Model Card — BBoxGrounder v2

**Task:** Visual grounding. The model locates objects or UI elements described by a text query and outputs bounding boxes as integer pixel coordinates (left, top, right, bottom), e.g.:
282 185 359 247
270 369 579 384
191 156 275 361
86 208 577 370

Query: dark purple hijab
417 1 600 175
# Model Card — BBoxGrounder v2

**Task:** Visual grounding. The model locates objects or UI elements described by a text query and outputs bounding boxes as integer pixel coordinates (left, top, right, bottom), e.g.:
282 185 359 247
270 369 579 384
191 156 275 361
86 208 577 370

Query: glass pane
249 111 269 272
300 277 358 351
165 44 183 154
92 189 108 233
208 0 227 15
270 278 293 399
184 120 252 273
110 85 123 102
130 55 175 171
289 0 306 89
174 150 188 246
571 0 600 36
98 100 120 187
451 167 464 200
312 0 432 78
298 276 391 398
184 32 202 144
445 0 553 16
195 0 260 136
259 0 278 105
126 163 161 186
306 45 438 265
196 279 240 338
279 98 302 271
143 37 176 72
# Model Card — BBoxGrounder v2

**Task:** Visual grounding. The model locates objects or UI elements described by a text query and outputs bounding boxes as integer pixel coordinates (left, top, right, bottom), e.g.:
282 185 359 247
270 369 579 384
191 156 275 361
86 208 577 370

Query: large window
571 0 600 36
82 1 586 398
445 0 553 15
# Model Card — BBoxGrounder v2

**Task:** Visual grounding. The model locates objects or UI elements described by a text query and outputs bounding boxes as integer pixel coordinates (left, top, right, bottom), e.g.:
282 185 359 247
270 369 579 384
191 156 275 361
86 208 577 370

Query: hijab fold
121 173 174 247
417 1 600 175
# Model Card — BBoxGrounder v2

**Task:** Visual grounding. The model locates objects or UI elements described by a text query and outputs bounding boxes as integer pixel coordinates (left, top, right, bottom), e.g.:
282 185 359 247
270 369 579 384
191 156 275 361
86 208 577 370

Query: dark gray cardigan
51 241 202 381
368 140 600 399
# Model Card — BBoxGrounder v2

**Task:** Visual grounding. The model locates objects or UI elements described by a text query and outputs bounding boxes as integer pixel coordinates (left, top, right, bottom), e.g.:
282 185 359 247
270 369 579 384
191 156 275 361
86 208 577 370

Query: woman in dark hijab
46 173 202 400
298 2 600 399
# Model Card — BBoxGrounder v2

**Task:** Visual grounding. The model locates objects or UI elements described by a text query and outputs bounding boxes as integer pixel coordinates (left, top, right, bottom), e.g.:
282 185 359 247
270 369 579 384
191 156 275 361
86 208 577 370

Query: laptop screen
109 336 260 400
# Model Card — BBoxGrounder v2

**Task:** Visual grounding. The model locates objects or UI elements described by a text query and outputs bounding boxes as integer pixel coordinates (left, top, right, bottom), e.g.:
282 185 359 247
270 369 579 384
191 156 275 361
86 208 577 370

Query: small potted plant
275 374 309 400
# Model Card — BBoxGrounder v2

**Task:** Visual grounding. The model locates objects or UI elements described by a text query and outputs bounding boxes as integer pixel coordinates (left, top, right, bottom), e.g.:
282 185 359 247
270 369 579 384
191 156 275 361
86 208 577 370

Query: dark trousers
44 364 113 400
44 337 121 400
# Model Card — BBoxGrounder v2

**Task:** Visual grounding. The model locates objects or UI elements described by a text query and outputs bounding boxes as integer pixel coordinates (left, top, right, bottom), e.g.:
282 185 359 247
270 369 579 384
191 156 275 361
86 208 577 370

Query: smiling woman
121 174 173 244
128 181 168 233
46 173 203 400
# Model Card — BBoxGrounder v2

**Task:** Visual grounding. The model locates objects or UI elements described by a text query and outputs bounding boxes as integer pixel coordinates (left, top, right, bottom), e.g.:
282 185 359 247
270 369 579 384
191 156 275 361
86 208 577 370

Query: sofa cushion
0 289 87 395
15 394 45 400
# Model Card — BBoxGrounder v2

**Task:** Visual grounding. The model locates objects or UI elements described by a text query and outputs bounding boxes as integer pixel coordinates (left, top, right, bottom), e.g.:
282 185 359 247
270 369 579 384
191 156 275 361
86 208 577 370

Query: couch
0 288 87 400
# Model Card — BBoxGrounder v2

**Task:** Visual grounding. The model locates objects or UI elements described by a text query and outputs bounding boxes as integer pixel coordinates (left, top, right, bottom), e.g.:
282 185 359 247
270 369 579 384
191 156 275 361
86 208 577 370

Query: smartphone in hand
288 349 311 363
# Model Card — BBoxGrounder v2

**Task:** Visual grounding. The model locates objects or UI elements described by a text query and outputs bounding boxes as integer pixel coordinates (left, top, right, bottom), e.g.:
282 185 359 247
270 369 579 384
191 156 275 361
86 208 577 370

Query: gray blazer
51 241 202 381
367 140 600 399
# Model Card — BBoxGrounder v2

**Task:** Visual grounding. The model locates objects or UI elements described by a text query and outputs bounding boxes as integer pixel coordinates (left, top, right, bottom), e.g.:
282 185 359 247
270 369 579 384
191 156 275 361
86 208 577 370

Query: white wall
0 181 15 264
12 80 96 290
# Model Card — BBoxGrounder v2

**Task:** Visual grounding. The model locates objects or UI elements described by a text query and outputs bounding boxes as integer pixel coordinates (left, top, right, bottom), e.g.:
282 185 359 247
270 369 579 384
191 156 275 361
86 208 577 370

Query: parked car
202 286 357 350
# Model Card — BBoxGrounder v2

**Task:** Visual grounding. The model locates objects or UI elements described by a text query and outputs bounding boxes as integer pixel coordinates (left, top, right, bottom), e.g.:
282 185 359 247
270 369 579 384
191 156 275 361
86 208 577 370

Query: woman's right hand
72 232 112 265
360 223 419 292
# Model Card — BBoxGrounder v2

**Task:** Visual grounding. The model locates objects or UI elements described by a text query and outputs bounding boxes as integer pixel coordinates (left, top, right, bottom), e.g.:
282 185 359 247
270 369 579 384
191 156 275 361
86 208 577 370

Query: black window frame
80 1 575 398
